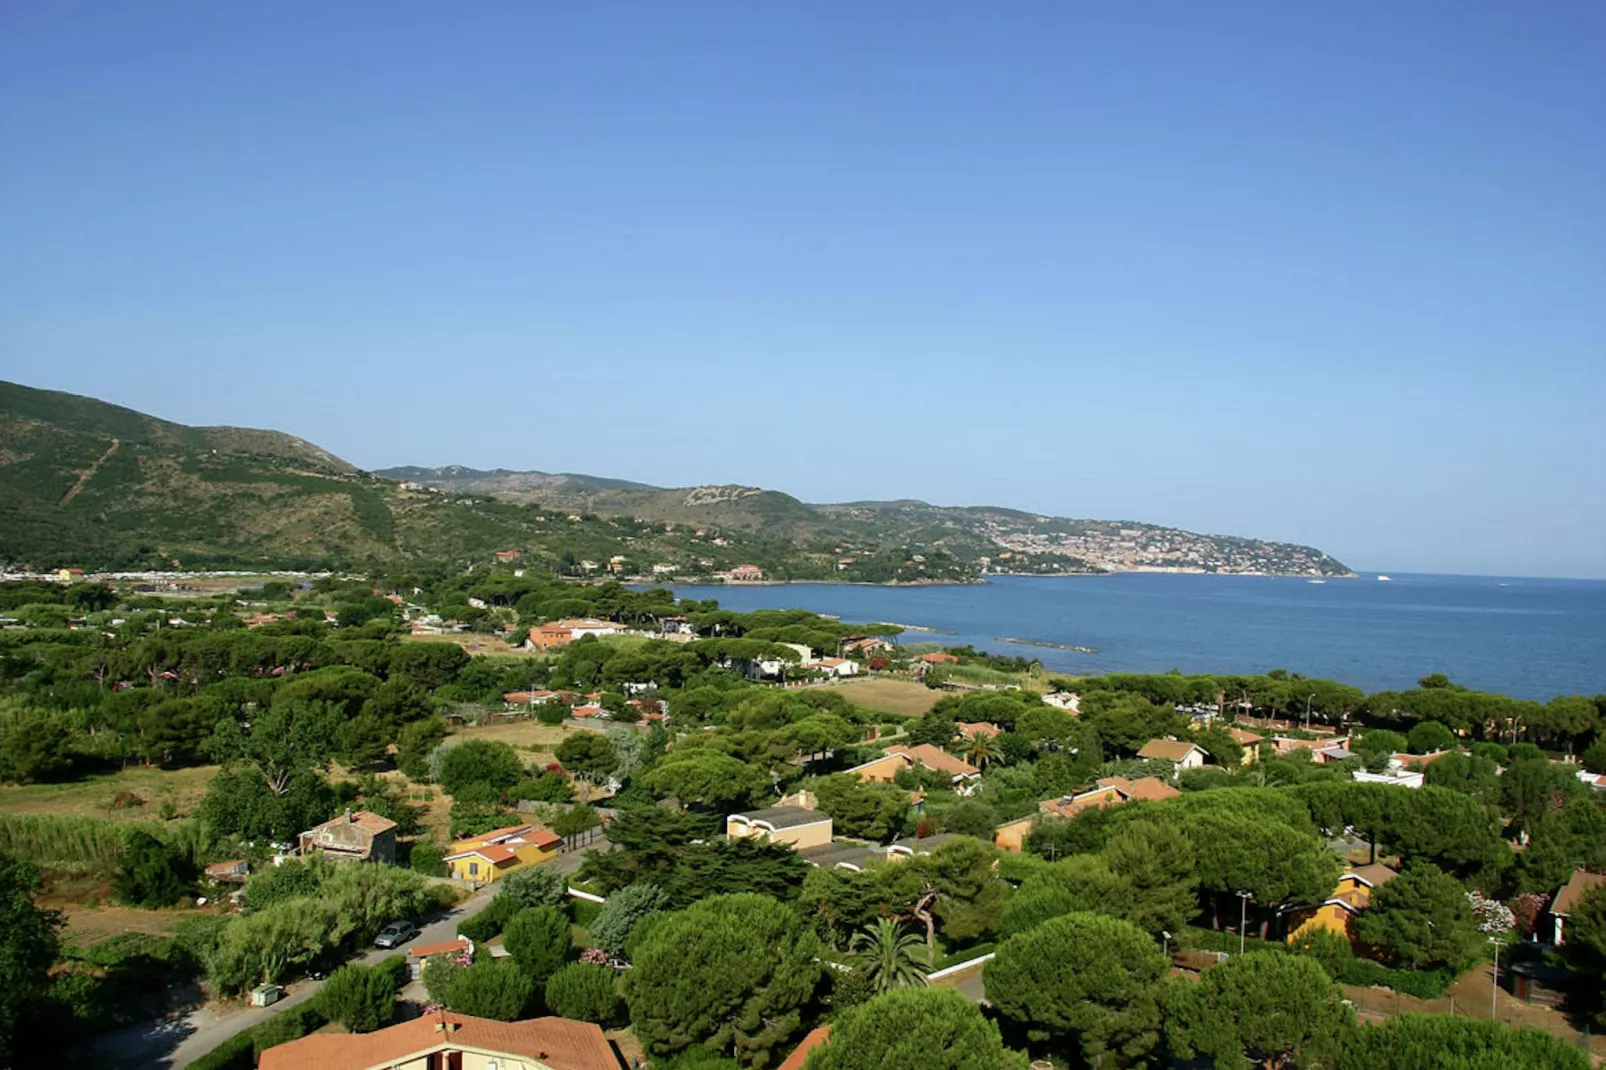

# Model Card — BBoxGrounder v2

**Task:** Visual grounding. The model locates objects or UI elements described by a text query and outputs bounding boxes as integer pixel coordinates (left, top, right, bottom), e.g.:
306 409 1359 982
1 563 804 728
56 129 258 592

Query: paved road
79 850 594 1069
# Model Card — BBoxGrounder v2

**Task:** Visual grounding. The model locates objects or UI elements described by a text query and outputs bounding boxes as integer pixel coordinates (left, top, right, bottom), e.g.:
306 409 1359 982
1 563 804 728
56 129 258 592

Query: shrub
499 865 567 912
442 957 533 1021
438 740 524 795
409 842 448 877
588 882 668 959
459 895 515 943
113 830 196 908
544 962 621 1024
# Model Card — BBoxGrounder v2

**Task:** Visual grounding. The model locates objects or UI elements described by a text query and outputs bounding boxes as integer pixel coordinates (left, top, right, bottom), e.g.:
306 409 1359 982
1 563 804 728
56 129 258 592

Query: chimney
345 808 354 823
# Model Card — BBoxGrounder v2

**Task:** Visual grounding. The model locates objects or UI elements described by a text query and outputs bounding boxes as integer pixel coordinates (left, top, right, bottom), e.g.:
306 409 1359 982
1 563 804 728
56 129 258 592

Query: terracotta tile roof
1229 727 1264 745
408 937 471 959
1138 739 1205 762
468 824 533 845
1553 869 1606 916
1347 862 1400 888
1109 776 1182 802
887 744 978 778
958 722 1001 739
920 652 959 664
778 1026 831 1070
259 1012 620 1070
305 810 397 837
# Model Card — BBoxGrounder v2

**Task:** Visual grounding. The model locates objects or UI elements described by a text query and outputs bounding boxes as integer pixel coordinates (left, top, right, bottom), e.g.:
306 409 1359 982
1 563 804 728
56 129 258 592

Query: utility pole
1237 891 1252 955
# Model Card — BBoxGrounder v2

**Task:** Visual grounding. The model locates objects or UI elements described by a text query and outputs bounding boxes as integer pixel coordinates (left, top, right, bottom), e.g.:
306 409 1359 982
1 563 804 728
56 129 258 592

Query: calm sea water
671 573 1606 700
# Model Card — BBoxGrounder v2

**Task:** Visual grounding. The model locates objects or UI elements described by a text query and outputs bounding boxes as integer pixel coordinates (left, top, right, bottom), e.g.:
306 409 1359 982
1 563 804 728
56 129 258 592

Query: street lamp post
1162 930 1172 958
1489 938 1501 1020
1236 891 1252 955
1304 693 1315 732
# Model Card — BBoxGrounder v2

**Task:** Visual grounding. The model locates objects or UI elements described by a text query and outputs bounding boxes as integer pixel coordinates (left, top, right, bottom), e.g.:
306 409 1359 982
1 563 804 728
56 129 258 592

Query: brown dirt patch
60 904 213 946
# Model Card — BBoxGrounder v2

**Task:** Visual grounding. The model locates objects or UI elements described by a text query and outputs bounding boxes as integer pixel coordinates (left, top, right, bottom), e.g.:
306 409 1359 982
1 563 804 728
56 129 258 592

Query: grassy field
0 765 218 819
448 719 576 754
833 677 941 718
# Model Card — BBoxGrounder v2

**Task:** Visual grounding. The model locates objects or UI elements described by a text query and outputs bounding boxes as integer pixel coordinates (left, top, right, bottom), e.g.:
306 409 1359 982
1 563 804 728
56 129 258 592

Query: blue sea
671 573 1606 700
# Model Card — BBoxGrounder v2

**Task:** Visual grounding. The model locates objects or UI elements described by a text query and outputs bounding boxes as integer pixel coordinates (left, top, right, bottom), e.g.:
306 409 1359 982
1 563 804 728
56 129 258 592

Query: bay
671 573 1606 700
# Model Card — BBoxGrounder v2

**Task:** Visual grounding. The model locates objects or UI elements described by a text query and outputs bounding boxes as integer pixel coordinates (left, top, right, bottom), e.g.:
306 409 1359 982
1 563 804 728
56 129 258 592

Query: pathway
59 437 119 505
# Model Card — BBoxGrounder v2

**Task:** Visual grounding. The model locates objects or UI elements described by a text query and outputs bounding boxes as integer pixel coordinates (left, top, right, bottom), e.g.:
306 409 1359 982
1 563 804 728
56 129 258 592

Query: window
469 862 478 876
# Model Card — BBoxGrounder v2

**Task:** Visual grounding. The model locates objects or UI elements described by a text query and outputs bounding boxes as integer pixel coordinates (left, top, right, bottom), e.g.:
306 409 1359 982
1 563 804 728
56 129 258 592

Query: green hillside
0 381 1351 578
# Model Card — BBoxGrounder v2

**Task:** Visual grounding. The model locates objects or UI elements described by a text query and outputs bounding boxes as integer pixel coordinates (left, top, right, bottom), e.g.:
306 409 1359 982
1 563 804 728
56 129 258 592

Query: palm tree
849 918 930 993
963 732 995 769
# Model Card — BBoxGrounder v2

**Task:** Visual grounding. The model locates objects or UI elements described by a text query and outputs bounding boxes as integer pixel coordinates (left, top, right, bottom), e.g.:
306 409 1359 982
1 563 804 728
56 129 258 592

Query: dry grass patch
834 677 942 718
60 904 211 945
0 764 218 820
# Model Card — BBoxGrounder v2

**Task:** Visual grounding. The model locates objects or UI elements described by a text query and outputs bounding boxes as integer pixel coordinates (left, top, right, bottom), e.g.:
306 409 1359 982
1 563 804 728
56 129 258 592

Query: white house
1136 738 1208 773
814 657 860 678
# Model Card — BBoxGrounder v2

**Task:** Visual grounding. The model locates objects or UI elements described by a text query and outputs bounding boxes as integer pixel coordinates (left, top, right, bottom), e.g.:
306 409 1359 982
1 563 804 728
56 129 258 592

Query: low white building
814 657 860 678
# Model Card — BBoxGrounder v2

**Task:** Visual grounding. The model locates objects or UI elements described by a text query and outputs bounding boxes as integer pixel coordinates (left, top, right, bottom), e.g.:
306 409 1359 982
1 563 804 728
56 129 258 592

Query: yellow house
1285 863 1398 945
444 824 562 884
725 806 833 850
993 815 1035 853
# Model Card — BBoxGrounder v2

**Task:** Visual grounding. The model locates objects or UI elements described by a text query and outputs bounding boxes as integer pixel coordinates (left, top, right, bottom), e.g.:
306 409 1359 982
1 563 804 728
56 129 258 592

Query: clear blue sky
3 3 1603 578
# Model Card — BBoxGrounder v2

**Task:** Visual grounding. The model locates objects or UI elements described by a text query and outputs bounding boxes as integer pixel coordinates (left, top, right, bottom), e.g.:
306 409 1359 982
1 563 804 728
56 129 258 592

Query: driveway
77 850 595 1069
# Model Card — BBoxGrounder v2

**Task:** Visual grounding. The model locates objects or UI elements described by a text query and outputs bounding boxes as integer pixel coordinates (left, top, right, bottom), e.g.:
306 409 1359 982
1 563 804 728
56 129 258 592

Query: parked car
373 920 419 949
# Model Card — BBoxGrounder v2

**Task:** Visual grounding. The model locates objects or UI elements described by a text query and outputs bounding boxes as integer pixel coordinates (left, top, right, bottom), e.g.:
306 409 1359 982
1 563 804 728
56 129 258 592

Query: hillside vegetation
1 381 1350 577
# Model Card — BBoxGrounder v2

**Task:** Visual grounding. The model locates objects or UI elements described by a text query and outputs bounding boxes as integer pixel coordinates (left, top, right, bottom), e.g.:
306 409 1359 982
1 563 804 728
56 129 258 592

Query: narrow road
59 437 119 505
79 849 595 1069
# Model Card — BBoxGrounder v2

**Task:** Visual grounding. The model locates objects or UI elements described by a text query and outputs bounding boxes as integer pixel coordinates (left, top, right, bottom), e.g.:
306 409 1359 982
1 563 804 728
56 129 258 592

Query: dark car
373 920 419 949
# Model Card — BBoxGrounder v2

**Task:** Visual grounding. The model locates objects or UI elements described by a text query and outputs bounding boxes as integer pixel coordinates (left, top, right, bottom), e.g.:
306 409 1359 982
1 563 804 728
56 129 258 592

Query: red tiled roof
259 1012 620 1070
887 744 978 778
958 722 1001 739
778 1026 831 1070
408 937 471 959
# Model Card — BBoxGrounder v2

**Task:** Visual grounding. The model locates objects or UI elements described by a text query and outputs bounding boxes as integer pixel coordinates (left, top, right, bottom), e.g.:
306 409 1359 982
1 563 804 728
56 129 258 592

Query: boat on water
1308 579 1326 585
1377 575 1392 582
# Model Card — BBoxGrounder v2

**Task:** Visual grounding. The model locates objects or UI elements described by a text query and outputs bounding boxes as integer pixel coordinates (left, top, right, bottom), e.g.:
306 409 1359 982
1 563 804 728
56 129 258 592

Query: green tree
113 830 196 909
502 905 571 984
1102 819 1198 937
804 987 1028 1070
640 751 768 809
1354 862 1482 970
0 852 60 1069
589 881 669 959
811 774 910 842
1422 753 1502 809
317 961 400 1033
624 893 822 1066
544 961 621 1024
1406 721 1455 755
553 804 603 847
848 918 929 994
1165 951 1352 1069
443 956 533 1021
985 912 1168 1067
1501 758 1583 839
555 732 620 783
0 707 75 783
437 739 524 795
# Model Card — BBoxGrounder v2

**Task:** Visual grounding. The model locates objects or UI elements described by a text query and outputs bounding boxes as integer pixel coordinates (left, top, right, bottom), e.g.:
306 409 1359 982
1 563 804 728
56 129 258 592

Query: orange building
1284 863 1398 945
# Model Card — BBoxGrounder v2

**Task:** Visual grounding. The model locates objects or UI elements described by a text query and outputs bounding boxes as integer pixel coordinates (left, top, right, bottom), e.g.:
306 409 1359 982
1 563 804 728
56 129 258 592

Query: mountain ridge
0 380 1351 578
